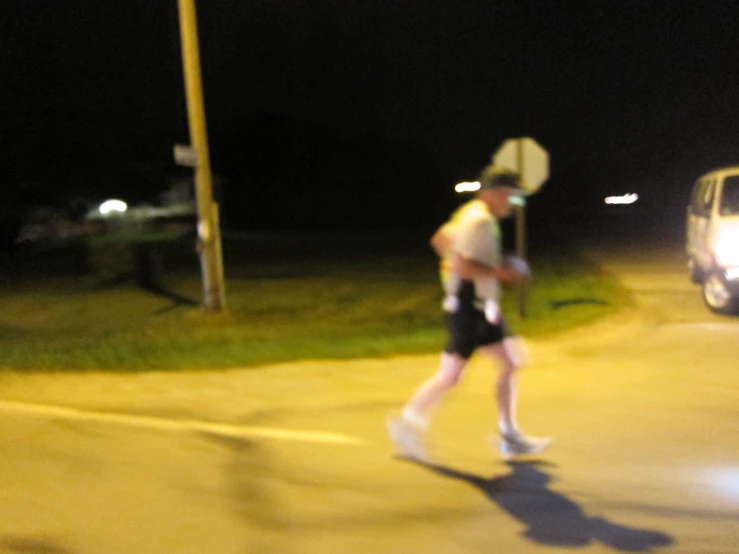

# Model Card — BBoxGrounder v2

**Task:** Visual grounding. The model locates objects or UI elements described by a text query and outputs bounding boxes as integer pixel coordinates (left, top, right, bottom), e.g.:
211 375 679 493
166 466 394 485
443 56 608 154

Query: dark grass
0 231 626 371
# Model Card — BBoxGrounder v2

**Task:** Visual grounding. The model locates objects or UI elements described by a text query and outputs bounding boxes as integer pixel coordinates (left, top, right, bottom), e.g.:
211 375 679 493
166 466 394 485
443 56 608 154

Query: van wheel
689 258 704 284
702 271 737 314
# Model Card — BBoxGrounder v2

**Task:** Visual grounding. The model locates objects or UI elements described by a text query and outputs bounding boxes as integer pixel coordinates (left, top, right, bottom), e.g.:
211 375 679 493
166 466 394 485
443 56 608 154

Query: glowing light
703 468 739 500
715 229 739 267
510 195 526 207
99 199 128 215
725 267 739 281
604 193 639 205
455 181 481 193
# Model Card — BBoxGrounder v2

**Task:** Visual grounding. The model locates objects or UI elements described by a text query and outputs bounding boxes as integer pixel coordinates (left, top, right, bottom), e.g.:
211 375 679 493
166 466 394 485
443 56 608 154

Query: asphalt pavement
1 234 738 554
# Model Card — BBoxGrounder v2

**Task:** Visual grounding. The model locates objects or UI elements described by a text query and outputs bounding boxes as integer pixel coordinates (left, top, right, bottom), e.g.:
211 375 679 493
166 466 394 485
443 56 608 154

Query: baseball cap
477 165 525 194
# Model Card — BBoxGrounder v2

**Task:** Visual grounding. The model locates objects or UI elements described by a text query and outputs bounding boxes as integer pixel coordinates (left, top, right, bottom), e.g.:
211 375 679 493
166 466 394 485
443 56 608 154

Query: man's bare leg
387 352 467 460
480 337 551 456
479 338 523 435
401 351 467 429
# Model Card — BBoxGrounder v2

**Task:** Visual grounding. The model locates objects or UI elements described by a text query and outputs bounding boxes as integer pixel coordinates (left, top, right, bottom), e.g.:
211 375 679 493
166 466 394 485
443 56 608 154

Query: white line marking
0 400 367 446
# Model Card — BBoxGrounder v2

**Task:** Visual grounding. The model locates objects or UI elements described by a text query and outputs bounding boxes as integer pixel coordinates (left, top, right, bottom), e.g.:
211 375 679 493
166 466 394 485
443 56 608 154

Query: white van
687 167 739 314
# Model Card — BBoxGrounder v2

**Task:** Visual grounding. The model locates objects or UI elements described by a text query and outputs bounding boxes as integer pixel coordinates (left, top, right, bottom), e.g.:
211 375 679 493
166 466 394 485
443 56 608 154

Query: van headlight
714 230 739 267
726 267 739 281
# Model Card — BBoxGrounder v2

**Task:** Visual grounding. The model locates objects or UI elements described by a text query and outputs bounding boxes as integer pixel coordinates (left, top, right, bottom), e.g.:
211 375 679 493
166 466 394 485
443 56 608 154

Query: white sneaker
387 414 428 462
496 432 553 460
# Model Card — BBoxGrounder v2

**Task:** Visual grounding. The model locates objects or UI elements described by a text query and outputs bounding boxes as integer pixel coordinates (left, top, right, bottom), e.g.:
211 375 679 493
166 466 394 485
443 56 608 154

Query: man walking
388 165 551 460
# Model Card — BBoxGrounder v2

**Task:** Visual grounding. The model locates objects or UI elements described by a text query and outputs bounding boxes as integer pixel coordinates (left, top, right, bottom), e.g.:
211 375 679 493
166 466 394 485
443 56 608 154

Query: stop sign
492 138 549 194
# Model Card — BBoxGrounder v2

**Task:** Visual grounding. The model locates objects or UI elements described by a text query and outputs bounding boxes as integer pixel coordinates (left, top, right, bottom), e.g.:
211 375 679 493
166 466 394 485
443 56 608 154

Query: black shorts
443 281 509 359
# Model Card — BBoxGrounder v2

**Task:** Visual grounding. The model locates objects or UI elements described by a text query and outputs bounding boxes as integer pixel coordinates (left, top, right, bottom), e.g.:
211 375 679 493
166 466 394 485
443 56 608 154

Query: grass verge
0 233 626 371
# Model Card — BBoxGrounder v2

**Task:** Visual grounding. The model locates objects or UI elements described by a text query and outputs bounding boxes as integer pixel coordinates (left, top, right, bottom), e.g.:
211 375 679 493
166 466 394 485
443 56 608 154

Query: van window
691 178 716 217
702 178 717 214
690 179 706 214
720 175 739 216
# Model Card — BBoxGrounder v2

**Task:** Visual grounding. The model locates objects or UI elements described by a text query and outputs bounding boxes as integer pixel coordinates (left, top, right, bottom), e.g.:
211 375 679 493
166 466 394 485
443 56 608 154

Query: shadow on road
1 535 72 554
417 461 674 552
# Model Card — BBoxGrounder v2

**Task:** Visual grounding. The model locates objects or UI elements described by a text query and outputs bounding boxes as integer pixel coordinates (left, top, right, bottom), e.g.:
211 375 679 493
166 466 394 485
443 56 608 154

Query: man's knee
479 337 530 372
437 352 467 387
498 356 519 379
437 368 463 388
503 336 531 368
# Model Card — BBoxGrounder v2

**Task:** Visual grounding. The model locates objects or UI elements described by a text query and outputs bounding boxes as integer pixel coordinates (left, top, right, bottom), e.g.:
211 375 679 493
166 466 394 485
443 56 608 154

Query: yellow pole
516 139 527 319
177 0 226 311
515 204 527 318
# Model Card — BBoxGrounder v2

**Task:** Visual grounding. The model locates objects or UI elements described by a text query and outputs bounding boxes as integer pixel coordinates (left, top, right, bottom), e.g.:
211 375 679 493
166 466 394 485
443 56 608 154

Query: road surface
1 238 738 553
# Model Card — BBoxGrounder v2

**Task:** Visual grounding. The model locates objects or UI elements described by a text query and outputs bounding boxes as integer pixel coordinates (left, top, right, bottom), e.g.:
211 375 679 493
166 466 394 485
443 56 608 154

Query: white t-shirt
438 199 502 303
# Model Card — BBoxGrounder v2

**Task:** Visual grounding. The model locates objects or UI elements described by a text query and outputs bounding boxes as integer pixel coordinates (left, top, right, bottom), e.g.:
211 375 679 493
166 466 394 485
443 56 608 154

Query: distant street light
98 199 128 216
455 181 525 206
455 181 481 193
605 193 639 205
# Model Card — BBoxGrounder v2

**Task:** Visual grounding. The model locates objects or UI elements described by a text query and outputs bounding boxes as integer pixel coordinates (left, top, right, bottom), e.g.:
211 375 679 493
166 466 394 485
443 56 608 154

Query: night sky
2 1 739 232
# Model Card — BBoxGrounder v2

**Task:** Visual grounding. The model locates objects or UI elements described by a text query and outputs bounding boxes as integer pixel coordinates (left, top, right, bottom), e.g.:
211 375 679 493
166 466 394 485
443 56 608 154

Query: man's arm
455 254 525 284
429 226 451 258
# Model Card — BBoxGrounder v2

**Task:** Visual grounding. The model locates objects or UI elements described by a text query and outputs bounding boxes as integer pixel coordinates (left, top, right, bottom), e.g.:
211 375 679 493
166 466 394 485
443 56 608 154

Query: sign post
493 138 549 318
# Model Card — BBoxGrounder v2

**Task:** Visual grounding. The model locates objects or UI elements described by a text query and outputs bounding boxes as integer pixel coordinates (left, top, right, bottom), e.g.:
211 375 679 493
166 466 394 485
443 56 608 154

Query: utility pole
176 0 226 311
